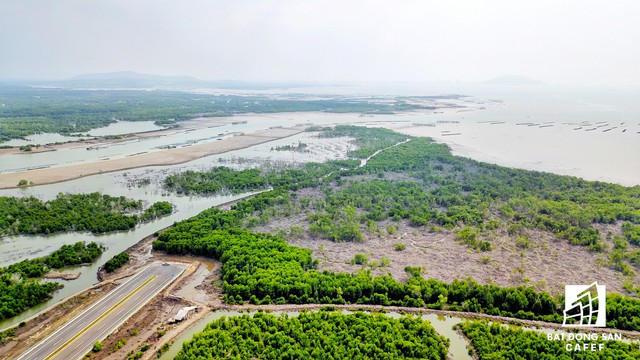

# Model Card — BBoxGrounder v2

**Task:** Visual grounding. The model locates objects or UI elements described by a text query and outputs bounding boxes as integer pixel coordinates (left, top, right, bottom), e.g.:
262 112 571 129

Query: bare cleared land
253 181 634 297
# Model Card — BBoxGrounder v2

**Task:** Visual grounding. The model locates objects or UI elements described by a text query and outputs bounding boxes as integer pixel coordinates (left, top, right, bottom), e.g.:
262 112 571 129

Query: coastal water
0 113 362 173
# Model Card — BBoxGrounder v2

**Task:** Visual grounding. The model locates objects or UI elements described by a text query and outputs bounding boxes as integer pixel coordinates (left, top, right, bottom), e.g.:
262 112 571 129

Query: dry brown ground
254 184 636 296
286 221 631 296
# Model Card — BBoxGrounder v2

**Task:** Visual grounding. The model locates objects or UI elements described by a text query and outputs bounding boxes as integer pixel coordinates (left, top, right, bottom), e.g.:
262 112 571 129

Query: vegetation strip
0 193 172 236
211 304 640 338
174 311 449 360
458 321 640 359
0 86 429 142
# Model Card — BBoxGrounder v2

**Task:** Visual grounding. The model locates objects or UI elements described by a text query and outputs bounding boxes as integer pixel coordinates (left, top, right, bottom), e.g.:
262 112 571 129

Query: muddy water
87 120 165 137
0 133 90 147
158 310 472 360
0 121 165 148
0 112 363 173
0 130 362 330
0 158 272 330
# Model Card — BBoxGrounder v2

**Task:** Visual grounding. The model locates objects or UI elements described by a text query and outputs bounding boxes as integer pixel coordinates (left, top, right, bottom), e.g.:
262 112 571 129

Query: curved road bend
17 262 185 360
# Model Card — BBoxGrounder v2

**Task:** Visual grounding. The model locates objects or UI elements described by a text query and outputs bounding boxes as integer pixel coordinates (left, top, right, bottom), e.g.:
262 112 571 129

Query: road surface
17 262 185 360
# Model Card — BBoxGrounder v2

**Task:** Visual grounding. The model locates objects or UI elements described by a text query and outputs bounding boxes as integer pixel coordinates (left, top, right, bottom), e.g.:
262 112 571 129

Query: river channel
0 121 366 330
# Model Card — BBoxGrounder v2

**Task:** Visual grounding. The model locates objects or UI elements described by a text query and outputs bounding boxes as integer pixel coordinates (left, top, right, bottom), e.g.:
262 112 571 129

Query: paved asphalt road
17 262 185 360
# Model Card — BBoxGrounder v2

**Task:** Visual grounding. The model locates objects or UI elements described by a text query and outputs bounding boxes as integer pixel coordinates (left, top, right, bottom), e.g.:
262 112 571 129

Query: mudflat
0 127 304 189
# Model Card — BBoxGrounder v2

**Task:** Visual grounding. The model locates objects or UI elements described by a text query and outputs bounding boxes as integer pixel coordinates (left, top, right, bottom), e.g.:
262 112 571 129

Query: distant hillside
71 71 200 83
482 75 545 86
42 71 323 90
61 71 203 88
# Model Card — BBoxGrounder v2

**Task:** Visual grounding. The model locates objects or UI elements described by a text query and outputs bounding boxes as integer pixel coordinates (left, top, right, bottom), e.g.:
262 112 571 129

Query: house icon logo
562 282 606 327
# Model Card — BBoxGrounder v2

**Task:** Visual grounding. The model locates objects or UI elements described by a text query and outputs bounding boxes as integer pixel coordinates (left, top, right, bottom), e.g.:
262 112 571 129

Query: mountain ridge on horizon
65 70 546 85
70 71 201 82
481 75 546 86
50 71 331 90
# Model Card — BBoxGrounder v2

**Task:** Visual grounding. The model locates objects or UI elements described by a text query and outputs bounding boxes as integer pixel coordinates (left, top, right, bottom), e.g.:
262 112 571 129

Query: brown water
0 191 250 330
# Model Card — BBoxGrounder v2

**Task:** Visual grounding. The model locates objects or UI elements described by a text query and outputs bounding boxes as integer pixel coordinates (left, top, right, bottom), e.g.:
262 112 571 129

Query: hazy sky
1 0 639 85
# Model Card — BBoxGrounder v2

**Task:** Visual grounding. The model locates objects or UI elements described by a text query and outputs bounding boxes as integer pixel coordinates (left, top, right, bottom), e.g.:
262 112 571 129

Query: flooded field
0 130 361 329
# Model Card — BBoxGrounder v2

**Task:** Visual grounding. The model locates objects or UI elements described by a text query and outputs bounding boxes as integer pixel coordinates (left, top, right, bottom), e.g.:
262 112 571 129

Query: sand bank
0 127 304 189
0 118 228 156
43 272 81 280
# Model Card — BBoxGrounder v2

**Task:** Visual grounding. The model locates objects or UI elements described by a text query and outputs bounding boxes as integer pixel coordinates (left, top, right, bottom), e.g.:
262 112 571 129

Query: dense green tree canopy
0 193 172 236
103 252 130 273
459 321 640 359
175 311 449 360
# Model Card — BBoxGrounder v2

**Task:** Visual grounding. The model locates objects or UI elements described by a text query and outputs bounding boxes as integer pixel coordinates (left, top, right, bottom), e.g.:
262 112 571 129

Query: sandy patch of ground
0 127 305 189
0 117 228 156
